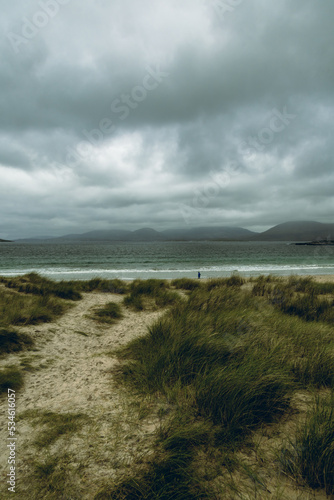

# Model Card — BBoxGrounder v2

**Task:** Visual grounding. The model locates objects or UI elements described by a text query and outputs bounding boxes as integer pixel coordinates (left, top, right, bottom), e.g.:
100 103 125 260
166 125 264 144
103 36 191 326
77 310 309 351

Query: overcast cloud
1 0 333 239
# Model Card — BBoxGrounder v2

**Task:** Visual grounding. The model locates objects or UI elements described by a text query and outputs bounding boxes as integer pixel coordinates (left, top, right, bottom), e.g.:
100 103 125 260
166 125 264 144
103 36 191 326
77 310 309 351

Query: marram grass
109 277 334 498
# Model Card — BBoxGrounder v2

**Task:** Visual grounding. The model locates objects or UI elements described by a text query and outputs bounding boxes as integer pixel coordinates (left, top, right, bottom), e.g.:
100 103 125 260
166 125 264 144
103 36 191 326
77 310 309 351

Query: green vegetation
171 277 201 290
0 273 88 401
0 288 68 327
123 293 144 311
154 289 180 308
0 365 24 393
252 274 334 324
0 273 131 330
1 274 333 497
123 279 179 311
71 277 129 294
95 428 206 499
91 302 124 324
0 273 87 329
15 410 89 499
0 328 33 355
0 272 82 301
0 273 130 302
204 273 244 291
130 279 167 295
106 276 334 498
32 453 79 499
28 411 88 448
280 393 334 495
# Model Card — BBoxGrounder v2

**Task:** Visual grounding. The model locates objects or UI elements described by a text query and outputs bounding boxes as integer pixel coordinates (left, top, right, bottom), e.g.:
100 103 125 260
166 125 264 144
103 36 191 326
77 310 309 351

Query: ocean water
0 241 333 281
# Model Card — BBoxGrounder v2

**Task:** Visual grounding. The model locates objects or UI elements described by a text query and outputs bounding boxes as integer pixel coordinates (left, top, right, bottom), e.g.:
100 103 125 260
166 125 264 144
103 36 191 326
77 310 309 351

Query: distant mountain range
16 226 256 242
251 221 334 242
8 221 334 243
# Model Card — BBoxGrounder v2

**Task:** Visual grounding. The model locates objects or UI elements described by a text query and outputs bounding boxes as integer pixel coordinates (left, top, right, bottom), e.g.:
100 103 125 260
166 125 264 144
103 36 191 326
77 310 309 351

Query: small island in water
294 240 334 245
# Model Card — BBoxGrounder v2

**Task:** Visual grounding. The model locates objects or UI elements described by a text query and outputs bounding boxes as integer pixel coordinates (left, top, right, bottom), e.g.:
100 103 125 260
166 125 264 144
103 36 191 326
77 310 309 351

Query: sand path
0 292 166 498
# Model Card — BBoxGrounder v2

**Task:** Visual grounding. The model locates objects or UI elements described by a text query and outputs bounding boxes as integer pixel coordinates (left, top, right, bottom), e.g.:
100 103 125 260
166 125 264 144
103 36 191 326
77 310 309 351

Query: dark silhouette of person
198 271 201 279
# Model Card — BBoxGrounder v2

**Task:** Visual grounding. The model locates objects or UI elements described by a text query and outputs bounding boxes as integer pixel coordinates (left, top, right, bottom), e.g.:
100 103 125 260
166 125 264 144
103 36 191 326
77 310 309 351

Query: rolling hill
251 221 334 242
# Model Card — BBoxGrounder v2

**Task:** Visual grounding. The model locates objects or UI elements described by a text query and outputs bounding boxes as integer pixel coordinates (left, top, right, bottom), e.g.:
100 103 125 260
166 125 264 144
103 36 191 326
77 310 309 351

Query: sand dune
0 292 166 498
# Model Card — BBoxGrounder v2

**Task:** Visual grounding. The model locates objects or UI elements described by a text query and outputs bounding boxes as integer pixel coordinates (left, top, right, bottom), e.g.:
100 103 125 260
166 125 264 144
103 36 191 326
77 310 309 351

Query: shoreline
2 273 334 283
187 274 334 283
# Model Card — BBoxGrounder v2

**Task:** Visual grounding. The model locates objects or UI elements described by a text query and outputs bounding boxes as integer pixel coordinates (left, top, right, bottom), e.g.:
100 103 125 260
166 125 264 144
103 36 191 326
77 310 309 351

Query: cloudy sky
1 0 333 239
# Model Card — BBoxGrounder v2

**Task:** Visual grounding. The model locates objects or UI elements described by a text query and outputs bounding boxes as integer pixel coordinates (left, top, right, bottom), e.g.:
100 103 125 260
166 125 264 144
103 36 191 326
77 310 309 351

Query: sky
1 0 334 239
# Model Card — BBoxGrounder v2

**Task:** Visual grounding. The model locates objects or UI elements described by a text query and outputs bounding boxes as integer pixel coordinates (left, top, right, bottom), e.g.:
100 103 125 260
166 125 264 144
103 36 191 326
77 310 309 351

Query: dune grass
280 392 334 495
32 453 79 499
0 328 34 355
107 277 334 498
0 273 130 299
204 274 244 291
14 410 89 499
2 274 333 497
24 410 89 449
0 272 82 301
91 302 124 324
0 273 84 398
0 289 69 327
171 277 201 290
123 293 144 311
252 274 334 324
0 365 24 393
72 277 129 294
0 273 84 329
123 279 180 311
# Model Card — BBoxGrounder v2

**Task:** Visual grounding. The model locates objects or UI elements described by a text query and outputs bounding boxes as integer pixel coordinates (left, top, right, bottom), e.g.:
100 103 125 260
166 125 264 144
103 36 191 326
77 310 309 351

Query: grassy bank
0 273 83 395
123 279 180 311
100 276 334 498
0 273 135 331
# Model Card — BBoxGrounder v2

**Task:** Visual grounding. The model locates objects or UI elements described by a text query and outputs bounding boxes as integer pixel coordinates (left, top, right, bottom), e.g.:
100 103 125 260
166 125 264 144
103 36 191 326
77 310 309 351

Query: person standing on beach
198 271 201 279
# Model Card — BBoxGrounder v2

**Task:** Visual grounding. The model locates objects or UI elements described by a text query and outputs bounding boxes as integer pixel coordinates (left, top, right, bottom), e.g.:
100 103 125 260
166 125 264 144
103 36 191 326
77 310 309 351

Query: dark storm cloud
0 0 333 238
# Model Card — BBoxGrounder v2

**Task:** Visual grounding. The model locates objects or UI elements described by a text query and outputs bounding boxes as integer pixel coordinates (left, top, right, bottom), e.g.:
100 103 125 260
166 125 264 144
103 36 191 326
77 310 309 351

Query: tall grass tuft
0 366 24 393
123 293 144 311
76 278 129 294
2 273 82 301
91 302 123 324
119 284 293 434
252 275 334 324
130 279 168 295
123 279 178 311
0 329 33 355
280 393 334 495
195 360 291 442
171 278 201 290
0 290 67 327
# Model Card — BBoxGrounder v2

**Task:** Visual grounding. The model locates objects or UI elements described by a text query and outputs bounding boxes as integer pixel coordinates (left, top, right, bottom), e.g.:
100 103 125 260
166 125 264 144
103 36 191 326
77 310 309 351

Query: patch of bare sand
0 292 167 499
312 274 334 283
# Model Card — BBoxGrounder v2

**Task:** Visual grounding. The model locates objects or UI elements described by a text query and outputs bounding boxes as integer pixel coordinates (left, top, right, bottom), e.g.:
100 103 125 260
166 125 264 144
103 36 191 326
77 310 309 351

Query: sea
0 241 333 281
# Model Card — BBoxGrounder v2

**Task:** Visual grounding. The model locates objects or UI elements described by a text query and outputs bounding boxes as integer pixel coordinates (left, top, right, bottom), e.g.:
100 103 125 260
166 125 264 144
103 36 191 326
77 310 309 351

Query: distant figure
198 271 201 279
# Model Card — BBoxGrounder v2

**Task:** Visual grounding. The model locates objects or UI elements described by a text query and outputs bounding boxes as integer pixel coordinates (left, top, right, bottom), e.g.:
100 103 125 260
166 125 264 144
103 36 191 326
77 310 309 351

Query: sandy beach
309 274 334 283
